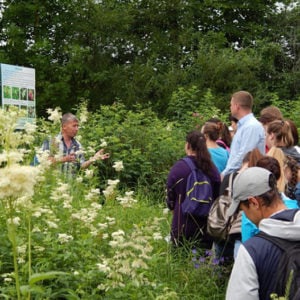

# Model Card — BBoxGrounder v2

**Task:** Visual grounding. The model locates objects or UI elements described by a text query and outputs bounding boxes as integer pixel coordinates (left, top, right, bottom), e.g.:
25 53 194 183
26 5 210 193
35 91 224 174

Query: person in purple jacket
166 130 221 249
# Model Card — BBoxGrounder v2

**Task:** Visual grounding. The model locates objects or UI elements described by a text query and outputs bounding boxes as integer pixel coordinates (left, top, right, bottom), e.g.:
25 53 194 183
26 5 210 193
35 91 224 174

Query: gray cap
227 167 274 217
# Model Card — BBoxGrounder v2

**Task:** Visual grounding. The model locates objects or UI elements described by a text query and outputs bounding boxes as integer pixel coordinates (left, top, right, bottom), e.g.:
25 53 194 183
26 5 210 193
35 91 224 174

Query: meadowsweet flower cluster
103 179 120 199
116 191 137 207
113 160 124 172
47 107 62 124
96 216 165 292
58 233 74 244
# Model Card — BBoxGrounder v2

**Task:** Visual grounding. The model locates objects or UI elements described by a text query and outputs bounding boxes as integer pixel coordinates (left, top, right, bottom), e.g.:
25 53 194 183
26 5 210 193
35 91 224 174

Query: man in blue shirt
222 91 265 178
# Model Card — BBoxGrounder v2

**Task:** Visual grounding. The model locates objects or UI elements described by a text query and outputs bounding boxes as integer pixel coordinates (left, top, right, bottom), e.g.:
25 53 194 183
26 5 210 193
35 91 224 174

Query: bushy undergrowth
0 105 230 299
0 96 298 299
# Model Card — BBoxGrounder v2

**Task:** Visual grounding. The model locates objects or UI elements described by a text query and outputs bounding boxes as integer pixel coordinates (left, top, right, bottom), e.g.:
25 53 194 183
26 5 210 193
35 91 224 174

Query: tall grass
0 105 230 299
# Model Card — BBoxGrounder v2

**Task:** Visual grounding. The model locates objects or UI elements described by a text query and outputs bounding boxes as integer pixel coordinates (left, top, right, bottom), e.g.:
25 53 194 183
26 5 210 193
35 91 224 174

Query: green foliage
0 0 299 116
79 102 184 201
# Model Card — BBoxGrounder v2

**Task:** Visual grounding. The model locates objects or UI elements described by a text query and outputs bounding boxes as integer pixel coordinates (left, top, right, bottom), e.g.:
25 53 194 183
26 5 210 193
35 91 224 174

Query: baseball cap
227 167 275 217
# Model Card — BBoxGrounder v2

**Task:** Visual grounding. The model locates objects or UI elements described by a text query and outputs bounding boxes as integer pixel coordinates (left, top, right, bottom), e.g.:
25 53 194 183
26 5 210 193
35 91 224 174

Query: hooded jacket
226 209 300 300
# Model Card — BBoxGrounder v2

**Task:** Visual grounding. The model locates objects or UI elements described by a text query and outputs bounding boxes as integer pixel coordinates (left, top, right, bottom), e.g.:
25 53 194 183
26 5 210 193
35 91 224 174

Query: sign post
0 63 36 128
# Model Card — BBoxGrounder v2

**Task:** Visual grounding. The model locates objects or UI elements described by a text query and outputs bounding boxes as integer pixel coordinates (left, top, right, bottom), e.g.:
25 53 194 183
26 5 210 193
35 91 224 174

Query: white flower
23 122 37 134
76 176 83 183
100 139 107 147
58 233 74 244
113 161 124 172
79 108 88 124
163 208 170 215
102 186 115 198
46 220 58 229
107 179 120 186
47 107 62 124
0 165 40 199
97 263 110 273
131 259 148 269
84 169 93 178
108 240 118 248
7 217 21 226
153 232 163 240
111 230 125 238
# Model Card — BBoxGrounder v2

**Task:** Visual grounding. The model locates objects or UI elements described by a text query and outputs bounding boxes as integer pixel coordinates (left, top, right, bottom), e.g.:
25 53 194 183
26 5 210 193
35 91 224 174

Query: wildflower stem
8 220 21 300
27 214 32 300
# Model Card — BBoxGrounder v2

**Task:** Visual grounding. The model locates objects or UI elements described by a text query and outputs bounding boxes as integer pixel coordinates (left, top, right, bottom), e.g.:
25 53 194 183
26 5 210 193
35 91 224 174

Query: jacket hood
259 209 300 241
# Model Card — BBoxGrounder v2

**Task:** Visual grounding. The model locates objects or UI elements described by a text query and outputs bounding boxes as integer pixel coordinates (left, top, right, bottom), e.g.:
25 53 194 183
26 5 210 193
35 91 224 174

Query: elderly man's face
62 120 79 138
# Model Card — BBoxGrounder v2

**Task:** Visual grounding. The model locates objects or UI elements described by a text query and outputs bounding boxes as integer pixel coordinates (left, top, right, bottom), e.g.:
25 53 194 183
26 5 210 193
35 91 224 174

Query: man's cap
227 167 275 217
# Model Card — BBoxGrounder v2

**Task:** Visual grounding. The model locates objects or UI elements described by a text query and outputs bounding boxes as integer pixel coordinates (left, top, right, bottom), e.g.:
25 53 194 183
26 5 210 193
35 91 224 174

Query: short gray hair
61 113 78 125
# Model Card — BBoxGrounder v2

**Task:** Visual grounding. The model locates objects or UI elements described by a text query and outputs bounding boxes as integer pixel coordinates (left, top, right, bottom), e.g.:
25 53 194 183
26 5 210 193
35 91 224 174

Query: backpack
181 157 213 217
257 231 300 300
207 172 235 240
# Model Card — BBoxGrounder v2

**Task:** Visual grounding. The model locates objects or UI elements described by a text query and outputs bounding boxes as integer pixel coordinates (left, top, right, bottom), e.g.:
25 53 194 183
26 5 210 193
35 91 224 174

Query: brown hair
231 91 253 110
267 120 294 147
285 119 299 146
256 156 283 192
259 106 283 125
202 122 220 142
247 148 264 167
206 117 232 147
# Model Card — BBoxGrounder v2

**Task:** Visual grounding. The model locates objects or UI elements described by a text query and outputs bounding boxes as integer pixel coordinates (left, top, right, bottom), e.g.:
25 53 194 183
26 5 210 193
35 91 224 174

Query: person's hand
91 149 110 161
62 153 76 163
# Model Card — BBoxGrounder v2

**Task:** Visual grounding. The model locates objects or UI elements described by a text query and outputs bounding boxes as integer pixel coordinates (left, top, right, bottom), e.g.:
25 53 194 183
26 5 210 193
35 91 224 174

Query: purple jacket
166 155 221 246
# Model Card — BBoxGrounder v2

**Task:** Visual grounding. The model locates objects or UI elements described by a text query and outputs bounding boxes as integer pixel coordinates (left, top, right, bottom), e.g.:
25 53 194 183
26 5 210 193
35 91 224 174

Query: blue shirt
208 147 229 173
222 113 265 176
34 133 85 176
241 193 300 242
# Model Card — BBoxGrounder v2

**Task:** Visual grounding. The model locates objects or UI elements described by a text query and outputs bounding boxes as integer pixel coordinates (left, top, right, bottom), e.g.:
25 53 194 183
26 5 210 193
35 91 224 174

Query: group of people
166 90 300 299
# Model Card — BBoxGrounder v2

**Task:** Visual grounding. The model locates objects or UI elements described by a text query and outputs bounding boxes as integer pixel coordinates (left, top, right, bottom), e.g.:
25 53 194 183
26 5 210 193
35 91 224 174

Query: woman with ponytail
166 130 220 249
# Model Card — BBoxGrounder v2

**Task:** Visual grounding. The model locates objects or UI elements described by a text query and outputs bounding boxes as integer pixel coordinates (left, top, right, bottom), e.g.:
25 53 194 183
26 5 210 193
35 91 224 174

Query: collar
237 113 254 127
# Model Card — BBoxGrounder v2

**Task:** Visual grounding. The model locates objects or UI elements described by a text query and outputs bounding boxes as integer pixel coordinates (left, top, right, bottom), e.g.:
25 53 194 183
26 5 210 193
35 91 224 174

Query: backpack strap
256 231 296 250
182 156 197 171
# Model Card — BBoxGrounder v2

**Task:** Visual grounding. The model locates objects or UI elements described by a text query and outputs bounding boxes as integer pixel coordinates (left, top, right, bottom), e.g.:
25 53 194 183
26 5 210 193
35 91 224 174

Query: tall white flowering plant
0 107 50 299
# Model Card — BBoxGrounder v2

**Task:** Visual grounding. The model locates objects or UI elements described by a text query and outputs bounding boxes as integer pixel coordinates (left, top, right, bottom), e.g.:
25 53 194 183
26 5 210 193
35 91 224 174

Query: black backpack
257 231 300 300
180 157 213 217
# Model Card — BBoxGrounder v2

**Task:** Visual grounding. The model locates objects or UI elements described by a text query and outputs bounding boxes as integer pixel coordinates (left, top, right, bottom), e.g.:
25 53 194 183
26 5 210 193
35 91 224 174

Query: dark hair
258 189 280 206
206 117 232 147
186 130 217 178
267 120 294 147
284 155 299 199
256 156 281 181
229 114 238 124
259 106 283 125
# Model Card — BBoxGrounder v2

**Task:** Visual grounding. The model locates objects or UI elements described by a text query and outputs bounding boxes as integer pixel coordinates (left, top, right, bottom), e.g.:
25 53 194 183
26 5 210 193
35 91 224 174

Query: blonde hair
267 146 286 192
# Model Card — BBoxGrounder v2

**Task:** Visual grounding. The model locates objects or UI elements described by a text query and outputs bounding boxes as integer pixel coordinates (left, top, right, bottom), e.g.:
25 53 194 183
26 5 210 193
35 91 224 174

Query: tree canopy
0 0 299 116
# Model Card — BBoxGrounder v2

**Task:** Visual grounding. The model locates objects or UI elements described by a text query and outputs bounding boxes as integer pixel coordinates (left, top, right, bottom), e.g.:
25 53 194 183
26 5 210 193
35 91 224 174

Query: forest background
0 0 299 117
0 1 300 299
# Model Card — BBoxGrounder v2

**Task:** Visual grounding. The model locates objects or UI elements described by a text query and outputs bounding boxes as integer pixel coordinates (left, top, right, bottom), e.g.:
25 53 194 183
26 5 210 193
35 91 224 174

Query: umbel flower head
0 164 40 199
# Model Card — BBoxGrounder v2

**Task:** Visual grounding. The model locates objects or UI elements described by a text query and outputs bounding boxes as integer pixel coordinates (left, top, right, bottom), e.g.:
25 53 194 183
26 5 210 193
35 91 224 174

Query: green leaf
29 271 68 285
